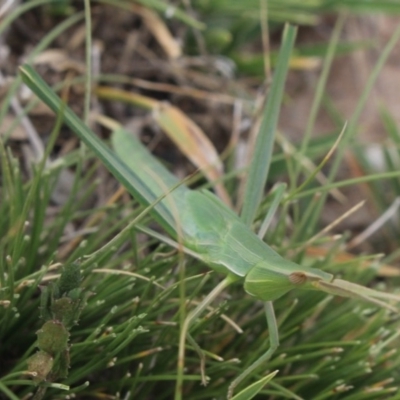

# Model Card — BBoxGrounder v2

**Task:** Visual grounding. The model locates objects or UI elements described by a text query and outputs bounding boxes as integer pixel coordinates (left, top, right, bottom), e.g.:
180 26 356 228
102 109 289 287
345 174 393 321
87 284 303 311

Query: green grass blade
295 13 345 180
240 24 297 226
231 370 279 400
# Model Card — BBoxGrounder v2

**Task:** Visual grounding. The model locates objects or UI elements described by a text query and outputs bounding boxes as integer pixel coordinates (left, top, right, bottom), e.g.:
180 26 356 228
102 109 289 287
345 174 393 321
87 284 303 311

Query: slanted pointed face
244 261 333 302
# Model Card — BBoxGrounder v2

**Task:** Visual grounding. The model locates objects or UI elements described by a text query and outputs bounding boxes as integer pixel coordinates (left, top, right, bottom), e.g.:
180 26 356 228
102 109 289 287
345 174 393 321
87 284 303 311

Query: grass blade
241 24 297 226
231 370 279 400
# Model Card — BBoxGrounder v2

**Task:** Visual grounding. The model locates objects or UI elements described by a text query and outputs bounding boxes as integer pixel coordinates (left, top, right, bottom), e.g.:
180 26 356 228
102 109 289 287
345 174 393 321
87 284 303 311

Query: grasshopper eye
289 272 307 285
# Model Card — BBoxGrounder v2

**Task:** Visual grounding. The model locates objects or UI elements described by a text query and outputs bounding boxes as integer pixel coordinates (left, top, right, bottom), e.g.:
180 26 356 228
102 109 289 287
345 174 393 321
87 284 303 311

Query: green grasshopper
20 65 400 399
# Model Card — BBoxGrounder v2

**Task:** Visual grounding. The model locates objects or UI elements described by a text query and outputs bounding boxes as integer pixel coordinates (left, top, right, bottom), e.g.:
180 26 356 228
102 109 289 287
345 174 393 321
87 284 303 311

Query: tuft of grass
1 1 400 400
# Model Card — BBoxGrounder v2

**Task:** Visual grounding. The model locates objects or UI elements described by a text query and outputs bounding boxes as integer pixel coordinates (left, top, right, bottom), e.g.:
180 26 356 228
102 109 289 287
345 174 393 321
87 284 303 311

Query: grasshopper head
244 260 400 312
244 261 332 301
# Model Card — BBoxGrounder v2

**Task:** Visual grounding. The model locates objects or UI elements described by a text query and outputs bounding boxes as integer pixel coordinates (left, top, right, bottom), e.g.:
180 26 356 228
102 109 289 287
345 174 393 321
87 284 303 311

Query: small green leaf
27 351 54 382
58 262 82 296
231 370 279 400
37 321 69 356
39 285 52 321
52 349 70 379
51 297 74 323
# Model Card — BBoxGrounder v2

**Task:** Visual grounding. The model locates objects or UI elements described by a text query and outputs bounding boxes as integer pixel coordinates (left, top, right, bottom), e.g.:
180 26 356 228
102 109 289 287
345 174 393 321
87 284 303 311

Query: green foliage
36 321 69 356
27 351 54 383
25 262 89 398
57 262 82 297
0 136 399 399
1 1 400 399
